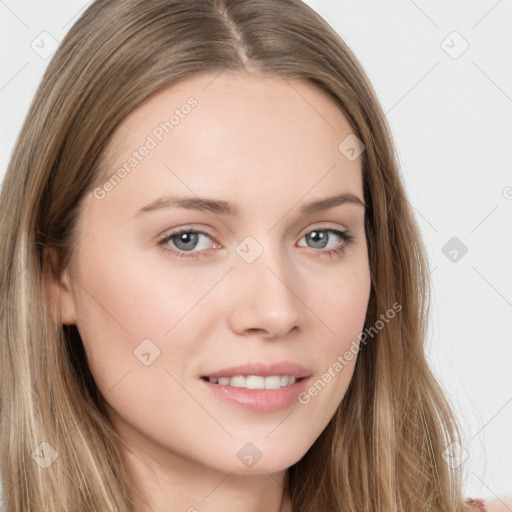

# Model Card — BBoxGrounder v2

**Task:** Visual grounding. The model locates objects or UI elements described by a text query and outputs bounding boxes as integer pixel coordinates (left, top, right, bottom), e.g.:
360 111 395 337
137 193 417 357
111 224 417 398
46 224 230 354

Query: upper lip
202 361 312 379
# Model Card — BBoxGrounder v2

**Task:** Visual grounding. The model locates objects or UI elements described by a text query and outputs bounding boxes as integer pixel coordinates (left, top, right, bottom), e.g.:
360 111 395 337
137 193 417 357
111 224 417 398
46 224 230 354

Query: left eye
158 227 353 258
297 229 349 250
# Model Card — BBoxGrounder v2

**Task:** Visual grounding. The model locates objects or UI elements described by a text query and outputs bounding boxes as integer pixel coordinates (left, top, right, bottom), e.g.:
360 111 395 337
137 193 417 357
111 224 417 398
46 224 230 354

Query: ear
42 248 77 325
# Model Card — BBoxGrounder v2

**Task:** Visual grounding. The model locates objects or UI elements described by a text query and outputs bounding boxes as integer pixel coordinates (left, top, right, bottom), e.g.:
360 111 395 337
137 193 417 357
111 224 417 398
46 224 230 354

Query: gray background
0 0 511 502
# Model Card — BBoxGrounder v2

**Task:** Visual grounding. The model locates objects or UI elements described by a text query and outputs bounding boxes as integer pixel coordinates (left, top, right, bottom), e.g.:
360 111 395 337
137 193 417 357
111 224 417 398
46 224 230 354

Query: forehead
94 71 364 217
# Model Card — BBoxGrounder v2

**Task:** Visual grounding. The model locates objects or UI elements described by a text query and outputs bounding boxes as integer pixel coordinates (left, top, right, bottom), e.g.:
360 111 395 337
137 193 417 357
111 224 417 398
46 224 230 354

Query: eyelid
296 221 349 238
158 224 216 242
158 221 349 244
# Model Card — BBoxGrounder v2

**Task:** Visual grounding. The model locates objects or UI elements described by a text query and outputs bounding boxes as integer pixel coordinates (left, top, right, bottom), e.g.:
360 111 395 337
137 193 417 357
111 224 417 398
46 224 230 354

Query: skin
46 71 371 512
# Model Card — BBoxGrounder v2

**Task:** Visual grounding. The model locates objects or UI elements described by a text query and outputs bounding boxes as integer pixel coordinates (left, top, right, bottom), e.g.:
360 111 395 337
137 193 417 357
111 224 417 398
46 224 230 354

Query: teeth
259 376 280 390
246 375 264 389
207 375 298 389
229 376 245 387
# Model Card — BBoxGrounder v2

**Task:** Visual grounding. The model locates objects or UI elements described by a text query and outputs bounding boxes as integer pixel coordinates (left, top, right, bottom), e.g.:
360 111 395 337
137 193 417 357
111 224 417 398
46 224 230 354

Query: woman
0 1 506 510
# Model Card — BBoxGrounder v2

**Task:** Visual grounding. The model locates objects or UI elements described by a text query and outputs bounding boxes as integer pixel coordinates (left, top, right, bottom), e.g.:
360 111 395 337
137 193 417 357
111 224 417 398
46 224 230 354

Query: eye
298 228 354 258
158 229 216 258
157 227 354 259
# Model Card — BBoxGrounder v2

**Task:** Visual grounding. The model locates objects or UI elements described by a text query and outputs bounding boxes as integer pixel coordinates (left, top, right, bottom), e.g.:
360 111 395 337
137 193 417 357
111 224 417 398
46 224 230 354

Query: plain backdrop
0 0 511 503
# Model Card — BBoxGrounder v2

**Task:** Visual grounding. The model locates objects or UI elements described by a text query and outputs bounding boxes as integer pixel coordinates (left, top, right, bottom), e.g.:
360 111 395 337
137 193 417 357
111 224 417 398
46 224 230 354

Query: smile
204 375 300 389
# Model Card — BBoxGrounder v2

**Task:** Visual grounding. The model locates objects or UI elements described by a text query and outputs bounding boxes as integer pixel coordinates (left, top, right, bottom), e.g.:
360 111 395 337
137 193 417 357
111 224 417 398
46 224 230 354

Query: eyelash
157 227 355 260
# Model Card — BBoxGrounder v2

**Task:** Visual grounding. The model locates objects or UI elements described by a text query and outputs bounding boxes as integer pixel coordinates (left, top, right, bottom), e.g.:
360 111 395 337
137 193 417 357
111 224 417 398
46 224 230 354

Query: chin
218 438 311 476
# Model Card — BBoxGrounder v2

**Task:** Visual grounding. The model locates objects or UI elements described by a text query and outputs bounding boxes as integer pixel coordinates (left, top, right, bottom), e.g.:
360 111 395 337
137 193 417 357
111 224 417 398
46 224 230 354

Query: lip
199 375 311 413
201 361 312 379
199 361 312 413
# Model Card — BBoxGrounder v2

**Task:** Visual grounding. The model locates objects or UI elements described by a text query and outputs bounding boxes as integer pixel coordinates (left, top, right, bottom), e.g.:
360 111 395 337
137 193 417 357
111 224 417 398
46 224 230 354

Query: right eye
158 229 218 259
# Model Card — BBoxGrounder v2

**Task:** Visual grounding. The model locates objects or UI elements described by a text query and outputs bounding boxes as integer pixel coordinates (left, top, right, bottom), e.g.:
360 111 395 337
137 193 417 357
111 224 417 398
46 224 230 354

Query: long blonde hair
0 0 475 510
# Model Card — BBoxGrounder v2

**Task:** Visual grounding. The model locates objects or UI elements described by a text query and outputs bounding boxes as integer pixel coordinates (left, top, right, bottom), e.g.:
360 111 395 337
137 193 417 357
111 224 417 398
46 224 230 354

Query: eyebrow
134 192 367 217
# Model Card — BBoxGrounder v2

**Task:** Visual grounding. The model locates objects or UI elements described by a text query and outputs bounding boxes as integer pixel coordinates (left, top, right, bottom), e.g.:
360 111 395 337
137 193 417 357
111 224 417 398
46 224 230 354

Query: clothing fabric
466 498 488 511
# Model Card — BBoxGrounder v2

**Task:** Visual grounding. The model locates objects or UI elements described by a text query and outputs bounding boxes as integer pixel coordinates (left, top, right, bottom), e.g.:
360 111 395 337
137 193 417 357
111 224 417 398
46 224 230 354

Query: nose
226 245 302 339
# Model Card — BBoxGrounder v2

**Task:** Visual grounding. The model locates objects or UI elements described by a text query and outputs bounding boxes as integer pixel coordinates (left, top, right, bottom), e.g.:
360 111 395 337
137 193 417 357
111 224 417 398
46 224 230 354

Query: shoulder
483 496 512 512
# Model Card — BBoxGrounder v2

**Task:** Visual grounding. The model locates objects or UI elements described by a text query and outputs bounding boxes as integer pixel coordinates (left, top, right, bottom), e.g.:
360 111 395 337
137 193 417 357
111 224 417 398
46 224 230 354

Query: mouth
200 375 307 390
199 361 312 412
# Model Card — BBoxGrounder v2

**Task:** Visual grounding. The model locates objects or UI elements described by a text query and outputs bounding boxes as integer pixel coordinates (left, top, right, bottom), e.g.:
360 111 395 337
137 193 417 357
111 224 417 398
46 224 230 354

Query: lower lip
199 377 310 413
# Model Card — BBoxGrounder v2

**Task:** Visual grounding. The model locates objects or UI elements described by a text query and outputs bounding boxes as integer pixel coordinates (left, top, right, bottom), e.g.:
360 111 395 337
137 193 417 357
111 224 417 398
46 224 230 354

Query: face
51 71 371 476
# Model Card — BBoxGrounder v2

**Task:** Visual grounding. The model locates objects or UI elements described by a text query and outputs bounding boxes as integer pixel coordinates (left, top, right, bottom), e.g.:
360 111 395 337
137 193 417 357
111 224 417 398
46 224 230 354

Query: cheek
310 257 371 341
329 264 371 371
70 237 222 390
68 236 176 376
296 260 371 413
